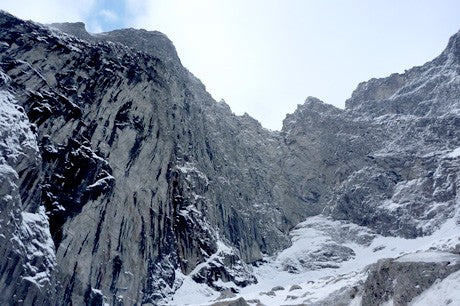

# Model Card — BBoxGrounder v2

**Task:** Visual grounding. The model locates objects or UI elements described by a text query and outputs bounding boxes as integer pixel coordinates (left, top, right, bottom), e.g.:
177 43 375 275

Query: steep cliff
0 11 459 306
0 11 308 304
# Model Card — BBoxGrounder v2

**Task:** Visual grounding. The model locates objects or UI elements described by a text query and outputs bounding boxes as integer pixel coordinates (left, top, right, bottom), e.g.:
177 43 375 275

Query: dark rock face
362 253 460 306
0 10 459 305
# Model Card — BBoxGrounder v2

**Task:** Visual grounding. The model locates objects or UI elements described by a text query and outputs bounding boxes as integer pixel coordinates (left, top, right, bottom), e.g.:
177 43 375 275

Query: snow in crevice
0 69 11 85
187 240 234 277
86 173 115 190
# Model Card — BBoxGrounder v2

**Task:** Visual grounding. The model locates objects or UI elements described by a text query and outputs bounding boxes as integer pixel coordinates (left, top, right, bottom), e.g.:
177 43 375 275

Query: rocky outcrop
361 252 460 306
283 34 460 238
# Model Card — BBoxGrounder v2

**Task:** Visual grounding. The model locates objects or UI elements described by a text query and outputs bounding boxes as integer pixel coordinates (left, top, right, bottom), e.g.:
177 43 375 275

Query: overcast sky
1 0 459 130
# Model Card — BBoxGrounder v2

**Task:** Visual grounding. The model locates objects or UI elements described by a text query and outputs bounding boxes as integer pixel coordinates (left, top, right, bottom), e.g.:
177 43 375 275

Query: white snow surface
408 270 460 305
170 270 219 305
169 208 460 305
396 251 460 263
0 89 39 164
169 239 244 305
446 146 460 158
16 206 56 289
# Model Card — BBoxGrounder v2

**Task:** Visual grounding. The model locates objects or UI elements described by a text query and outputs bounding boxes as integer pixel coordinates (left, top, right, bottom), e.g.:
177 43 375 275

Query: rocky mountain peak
50 21 180 64
49 21 92 40
302 96 341 113
444 29 460 61
282 96 342 133
97 27 180 63
345 30 460 117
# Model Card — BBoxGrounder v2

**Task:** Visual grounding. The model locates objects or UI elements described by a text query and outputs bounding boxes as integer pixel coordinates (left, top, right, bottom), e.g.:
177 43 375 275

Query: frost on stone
328 150 460 238
15 207 56 288
0 84 55 292
175 162 209 186
0 89 39 165
0 11 459 306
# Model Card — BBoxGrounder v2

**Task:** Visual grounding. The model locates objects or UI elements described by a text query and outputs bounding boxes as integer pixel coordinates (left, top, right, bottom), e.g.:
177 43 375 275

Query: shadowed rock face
362 253 460 306
0 10 459 305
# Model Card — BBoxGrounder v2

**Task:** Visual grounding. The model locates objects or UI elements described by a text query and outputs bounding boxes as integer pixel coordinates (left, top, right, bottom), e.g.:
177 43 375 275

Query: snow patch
395 251 460 263
17 206 56 289
174 209 460 305
0 89 39 164
175 162 209 185
86 174 115 189
446 146 460 158
409 270 460 305
169 270 219 305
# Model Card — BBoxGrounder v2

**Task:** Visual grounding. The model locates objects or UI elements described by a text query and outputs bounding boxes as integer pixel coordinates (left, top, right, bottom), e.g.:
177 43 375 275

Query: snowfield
169 206 460 305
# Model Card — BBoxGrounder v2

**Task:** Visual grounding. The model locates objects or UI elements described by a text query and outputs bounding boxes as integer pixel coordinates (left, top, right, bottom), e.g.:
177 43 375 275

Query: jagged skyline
1 0 459 130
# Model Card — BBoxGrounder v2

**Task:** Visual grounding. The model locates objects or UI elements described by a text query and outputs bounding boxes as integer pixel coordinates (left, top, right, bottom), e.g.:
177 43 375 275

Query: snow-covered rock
0 10 459 305
0 70 55 304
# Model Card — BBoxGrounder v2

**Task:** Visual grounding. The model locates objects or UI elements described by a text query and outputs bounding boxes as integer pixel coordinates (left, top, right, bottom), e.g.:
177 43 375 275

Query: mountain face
0 11 459 306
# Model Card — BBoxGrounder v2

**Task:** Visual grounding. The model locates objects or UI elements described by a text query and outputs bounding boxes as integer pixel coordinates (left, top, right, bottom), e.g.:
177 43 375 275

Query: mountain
0 11 459 306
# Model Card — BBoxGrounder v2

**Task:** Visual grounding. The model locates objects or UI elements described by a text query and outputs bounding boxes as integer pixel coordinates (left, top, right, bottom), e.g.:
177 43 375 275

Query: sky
1 1 459 130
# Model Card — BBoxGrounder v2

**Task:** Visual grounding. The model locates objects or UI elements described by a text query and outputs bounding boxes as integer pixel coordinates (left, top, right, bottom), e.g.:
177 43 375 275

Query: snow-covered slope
170 207 459 305
409 270 460 305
